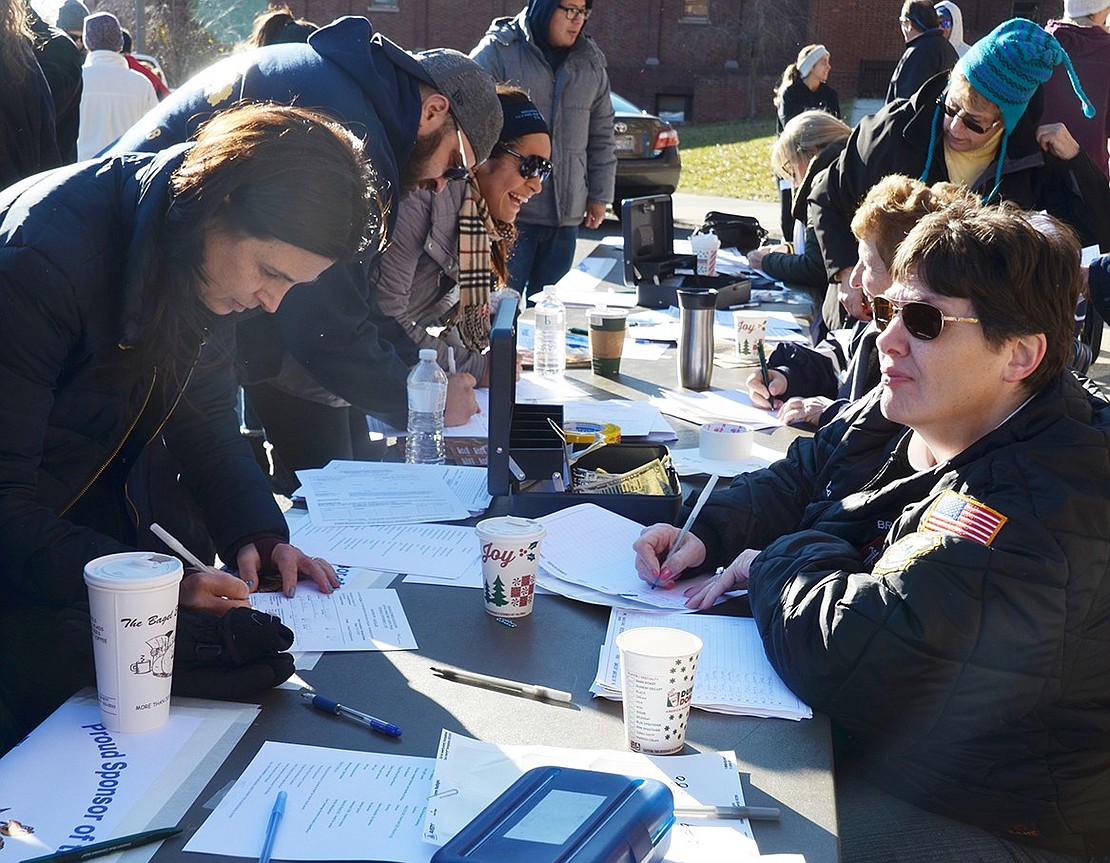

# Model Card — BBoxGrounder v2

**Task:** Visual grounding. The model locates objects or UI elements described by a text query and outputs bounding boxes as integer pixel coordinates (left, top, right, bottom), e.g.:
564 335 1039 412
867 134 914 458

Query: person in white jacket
935 1 972 57
76 12 156 160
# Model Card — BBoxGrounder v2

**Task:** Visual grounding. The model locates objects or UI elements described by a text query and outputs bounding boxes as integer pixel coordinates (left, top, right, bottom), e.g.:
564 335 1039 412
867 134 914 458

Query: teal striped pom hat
956 17 1095 132
921 17 1095 201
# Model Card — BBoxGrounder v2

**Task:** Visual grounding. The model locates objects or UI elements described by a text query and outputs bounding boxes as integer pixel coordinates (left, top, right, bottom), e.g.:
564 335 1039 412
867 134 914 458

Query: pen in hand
259 790 286 863
447 346 457 375
302 692 402 737
756 340 777 410
654 474 719 589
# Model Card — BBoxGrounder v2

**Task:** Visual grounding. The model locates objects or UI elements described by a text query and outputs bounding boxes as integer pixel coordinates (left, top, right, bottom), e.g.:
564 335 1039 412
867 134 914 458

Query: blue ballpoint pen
259 790 286 863
301 692 403 737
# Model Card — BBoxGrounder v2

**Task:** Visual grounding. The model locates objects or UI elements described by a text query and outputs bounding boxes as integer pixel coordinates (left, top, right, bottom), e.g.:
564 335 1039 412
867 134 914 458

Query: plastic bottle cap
418 348 437 360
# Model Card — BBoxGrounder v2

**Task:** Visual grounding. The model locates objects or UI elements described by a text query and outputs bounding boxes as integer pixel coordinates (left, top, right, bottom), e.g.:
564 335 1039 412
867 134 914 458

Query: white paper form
366 390 492 439
296 463 471 526
185 741 437 861
318 461 490 517
422 731 758 862
593 609 812 720
287 518 481 581
650 387 783 430
250 588 416 652
536 504 724 612
0 691 257 863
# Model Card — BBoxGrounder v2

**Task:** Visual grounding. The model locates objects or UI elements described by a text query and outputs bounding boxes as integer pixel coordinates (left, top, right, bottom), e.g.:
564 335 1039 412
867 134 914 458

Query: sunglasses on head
872 295 981 341
496 144 553 182
443 128 472 182
937 99 1001 136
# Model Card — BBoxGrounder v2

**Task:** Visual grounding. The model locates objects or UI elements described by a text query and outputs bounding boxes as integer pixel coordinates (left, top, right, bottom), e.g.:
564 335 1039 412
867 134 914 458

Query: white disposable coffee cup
733 310 768 365
475 516 546 618
617 627 703 755
83 552 183 732
690 231 721 277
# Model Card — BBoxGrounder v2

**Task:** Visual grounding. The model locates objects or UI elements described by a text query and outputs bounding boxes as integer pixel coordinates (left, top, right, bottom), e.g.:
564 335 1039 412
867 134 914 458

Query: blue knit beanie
955 18 1094 132
920 18 1095 201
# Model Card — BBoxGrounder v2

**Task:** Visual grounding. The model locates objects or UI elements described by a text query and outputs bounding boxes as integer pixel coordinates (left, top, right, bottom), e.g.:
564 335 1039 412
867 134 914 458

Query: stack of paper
649 387 782 430
296 461 490 525
535 504 731 611
592 609 812 721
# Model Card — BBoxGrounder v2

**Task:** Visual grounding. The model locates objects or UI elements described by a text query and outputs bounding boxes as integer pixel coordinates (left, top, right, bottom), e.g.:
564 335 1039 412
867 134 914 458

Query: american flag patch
921 490 1007 546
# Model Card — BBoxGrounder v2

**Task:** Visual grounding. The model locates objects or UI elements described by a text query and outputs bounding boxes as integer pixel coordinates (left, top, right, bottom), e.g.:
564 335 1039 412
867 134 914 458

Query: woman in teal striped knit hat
812 17 1110 363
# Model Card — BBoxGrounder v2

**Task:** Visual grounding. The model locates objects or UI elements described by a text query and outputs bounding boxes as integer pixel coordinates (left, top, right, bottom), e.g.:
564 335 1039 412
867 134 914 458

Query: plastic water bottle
533 286 566 378
405 349 447 464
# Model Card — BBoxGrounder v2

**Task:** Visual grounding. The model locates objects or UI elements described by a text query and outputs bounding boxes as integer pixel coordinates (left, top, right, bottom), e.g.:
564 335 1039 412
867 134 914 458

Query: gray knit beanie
84 12 123 52
56 0 89 33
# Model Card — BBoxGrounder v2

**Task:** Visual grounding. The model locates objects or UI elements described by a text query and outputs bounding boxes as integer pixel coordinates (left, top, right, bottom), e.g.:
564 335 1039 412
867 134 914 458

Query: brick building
278 0 1068 120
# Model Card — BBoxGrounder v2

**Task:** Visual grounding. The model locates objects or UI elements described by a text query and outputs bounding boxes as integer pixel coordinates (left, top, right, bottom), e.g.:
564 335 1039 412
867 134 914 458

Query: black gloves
173 607 295 699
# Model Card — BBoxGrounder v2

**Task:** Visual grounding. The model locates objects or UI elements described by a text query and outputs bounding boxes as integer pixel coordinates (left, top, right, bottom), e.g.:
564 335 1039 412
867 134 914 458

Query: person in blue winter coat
471 0 616 296
110 17 498 463
0 104 377 753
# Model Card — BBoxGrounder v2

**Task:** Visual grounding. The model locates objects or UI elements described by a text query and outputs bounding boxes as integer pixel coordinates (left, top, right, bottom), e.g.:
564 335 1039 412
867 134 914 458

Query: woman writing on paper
0 104 379 750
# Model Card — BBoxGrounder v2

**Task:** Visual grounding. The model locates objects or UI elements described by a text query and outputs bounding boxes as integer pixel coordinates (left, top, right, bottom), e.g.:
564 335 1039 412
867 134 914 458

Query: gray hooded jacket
471 10 616 227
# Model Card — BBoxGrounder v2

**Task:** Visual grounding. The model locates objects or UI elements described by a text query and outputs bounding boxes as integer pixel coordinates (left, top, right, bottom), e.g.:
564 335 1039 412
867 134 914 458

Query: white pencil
655 474 720 585
150 522 221 574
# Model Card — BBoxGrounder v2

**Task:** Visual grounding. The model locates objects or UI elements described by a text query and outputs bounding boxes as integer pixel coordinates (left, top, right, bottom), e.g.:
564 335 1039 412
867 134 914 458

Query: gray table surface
150 287 839 863
149 580 839 863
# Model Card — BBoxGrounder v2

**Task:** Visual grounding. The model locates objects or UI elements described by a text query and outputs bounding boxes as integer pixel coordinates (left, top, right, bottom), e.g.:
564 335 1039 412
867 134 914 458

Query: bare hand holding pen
632 524 708 590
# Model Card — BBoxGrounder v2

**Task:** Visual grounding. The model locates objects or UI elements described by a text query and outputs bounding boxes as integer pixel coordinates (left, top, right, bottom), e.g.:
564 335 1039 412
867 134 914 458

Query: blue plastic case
430 766 674 863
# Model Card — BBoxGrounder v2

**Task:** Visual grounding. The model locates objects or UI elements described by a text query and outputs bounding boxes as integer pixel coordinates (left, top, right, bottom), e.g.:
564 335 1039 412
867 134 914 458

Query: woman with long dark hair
0 103 381 747
0 0 59 187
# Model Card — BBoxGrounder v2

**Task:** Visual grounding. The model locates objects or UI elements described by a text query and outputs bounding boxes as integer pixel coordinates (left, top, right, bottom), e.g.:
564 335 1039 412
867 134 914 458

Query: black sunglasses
496 144 553 182
872 295 981 341
937 99 1000 136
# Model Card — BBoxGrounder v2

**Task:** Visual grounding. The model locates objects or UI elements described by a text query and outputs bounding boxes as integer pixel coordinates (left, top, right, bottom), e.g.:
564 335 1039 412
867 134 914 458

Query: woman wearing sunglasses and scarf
635 204 1110 861
813 18 1110 364
375 86 552 386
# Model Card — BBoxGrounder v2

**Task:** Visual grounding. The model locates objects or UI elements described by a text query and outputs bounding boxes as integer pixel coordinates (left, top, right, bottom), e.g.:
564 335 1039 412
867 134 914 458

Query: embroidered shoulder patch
921 490 1007 546
872 531 942 577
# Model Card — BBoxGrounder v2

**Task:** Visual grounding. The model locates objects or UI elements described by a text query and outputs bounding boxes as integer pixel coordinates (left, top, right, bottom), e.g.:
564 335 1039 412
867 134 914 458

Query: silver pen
674 804 781 821
430 666 572 703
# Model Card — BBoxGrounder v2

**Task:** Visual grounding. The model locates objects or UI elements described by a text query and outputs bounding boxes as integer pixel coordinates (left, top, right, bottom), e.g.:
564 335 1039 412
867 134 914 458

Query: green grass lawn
675 115 779 201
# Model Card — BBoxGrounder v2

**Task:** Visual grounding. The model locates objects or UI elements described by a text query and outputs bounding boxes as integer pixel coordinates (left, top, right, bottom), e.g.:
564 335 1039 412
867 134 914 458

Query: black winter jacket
110 17 431 425
0 148 288 608
776 78 841 132
812 73 1110 282
886 29 957 103
692 377 1110 854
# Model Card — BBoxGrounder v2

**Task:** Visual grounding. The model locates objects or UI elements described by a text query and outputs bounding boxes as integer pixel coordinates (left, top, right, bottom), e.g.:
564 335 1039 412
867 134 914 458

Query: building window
1012 1 1039 19
656 94 692 124
682 1 709 21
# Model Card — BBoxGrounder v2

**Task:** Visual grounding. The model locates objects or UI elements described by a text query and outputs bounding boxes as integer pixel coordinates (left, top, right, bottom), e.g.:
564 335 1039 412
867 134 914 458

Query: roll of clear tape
699 422 753 461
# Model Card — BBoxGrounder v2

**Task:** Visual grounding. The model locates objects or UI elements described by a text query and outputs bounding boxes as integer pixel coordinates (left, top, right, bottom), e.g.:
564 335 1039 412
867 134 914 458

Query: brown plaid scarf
451 178 496 352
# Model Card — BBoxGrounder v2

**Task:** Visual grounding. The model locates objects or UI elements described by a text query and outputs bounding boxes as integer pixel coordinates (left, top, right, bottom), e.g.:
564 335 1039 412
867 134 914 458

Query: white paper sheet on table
287 517 480 581
422 730 759 862
593 609 812 720
668 442 782 477
0 691 257 863
296 463 472 525
650 387 782 430
315 461 490 515
249 587 416 652
535 503 730 611
185 741 438 861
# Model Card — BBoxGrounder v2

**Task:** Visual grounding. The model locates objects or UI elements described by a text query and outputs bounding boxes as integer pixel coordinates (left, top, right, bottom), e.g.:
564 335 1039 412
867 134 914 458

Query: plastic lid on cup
83 551 184 591
475 516 546 541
